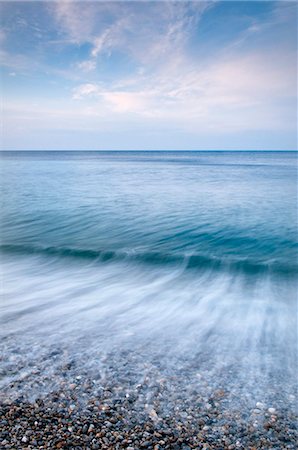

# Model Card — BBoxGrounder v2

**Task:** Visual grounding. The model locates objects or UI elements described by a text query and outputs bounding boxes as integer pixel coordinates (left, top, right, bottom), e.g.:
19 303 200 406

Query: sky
0 0 297 150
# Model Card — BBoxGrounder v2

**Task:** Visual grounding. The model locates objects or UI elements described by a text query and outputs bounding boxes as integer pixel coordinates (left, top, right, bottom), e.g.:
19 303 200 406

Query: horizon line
1 149 297 153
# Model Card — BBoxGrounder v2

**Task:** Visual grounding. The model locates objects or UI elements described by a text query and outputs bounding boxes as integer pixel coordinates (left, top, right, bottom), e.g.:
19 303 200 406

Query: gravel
0 347 297 449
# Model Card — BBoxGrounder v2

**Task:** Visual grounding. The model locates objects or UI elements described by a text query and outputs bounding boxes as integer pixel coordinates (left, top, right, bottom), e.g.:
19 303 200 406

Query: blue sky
1 1 297 150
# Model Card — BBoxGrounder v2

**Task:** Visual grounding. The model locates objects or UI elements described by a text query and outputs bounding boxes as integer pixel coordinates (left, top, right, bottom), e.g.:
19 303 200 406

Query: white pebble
148 408 159 421
256 402 265 409
268 407 276 414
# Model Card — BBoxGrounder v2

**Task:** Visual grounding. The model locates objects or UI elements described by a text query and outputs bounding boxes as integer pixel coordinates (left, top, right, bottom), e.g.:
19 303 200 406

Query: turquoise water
0 151 297 405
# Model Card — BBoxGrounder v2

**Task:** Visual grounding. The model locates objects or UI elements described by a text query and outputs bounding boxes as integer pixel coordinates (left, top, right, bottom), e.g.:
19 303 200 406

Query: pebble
256 402 265 409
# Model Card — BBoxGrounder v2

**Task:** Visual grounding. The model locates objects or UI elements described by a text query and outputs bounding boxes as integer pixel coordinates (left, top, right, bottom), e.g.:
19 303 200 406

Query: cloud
50 1 98 43
72 83 101 99
77 60 96 72
1 1 297 150
102 91 150 113
90 18 130 58
51 1 212 71
71 46 296 132
72 84 153 114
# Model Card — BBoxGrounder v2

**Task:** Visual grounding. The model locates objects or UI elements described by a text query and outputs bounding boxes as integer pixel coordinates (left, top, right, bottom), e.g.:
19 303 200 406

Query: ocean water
0 151 297 412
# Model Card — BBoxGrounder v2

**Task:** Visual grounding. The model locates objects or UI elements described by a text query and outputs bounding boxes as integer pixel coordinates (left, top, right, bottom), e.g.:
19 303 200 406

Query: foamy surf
0 151 297 449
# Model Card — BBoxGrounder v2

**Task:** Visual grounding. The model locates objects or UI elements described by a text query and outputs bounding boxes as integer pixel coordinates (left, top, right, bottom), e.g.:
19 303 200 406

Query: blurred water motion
0 151 297 407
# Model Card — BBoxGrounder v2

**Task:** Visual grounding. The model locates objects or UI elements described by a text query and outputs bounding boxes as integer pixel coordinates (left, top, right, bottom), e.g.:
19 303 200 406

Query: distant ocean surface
0 151 297 410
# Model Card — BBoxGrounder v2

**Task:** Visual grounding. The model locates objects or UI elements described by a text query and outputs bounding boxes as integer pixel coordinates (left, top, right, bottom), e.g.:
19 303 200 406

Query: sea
0 151 297 414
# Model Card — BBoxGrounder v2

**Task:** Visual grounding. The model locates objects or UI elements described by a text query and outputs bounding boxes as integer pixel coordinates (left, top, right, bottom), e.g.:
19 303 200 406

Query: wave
1 243 296 277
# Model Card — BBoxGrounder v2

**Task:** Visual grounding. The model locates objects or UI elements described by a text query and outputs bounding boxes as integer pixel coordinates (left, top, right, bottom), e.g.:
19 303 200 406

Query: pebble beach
1 345 297 449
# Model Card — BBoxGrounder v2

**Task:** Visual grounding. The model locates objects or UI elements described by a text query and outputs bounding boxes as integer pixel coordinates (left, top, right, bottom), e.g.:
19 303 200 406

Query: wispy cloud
51 1 212 71
76 60 96 72
1 1 297 150
72 83 101 99
71 47 296 133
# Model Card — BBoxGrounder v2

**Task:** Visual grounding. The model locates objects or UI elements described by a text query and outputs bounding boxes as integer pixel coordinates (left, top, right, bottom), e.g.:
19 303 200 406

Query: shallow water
0 151 297 411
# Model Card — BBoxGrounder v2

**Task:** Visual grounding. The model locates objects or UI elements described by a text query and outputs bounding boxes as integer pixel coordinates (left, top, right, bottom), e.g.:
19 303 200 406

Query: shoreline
1 367 297 450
